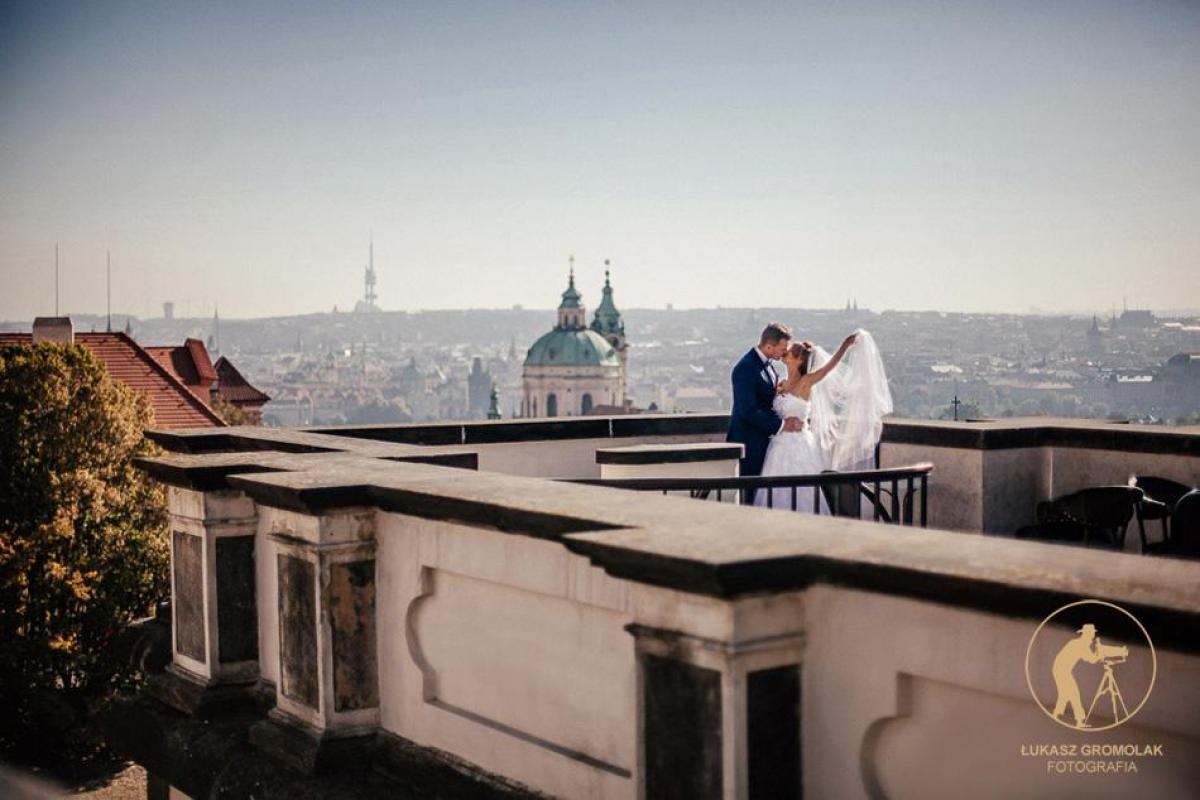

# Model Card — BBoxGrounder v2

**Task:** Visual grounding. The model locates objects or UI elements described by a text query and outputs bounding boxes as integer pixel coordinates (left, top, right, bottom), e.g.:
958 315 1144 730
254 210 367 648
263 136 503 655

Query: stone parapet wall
126 418 1200 798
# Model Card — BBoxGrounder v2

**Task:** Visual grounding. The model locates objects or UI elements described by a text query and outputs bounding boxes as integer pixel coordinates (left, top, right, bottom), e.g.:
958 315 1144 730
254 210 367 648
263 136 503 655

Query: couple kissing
726 322 893 511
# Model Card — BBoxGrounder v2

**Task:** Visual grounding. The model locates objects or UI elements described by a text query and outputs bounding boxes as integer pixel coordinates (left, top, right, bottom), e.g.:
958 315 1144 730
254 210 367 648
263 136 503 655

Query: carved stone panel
216 536 257 664
278 554 318 709
642 653 722 799
172 530 206 663
329 559 378 712
748 664 801 800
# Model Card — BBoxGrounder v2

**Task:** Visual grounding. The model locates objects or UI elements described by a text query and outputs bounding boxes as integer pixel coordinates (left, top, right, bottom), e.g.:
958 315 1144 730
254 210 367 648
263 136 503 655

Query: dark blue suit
726 348 782 477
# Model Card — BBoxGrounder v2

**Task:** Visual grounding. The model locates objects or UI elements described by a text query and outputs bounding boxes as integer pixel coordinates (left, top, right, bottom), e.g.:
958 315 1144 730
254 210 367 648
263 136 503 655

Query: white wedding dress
755 393 830 512
754 329 893 514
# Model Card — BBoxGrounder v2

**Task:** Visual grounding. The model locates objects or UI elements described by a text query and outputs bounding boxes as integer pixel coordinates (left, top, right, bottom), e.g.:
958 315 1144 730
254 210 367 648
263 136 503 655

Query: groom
727 322 804 489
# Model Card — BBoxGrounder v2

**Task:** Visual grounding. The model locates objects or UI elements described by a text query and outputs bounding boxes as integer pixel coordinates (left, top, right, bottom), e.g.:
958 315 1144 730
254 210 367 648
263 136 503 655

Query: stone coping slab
147 415 1200 458
881 416 1200 454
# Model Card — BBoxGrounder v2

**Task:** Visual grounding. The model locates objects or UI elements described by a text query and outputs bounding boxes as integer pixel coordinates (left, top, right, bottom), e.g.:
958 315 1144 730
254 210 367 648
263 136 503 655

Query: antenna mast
106 251 112 332
55 243 60 316
364 236 378 310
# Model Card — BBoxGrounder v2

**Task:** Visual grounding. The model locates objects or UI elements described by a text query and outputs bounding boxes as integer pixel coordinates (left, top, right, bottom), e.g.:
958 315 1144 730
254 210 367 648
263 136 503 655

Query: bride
754 329 893 512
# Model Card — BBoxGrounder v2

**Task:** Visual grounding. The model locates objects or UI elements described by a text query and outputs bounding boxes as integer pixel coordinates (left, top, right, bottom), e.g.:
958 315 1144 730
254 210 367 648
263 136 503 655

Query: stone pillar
629 590 805 800
148 486 260 715
250 506 379 774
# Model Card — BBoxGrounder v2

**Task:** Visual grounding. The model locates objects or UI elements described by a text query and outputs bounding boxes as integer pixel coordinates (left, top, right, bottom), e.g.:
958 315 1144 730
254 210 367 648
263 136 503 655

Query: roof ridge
214 355 271 402
111 332 226 427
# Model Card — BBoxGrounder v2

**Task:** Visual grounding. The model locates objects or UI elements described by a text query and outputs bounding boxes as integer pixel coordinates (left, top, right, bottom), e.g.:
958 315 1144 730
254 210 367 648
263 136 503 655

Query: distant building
146 338 217 398
0 318 225 428
1087 315 1103 354
467 357 492 418
213 356 272 423
1160 353 1200 415
1117 308 1155 329
148 338 271 424
522 264 625 417
163 301 174 320
670 386 724 413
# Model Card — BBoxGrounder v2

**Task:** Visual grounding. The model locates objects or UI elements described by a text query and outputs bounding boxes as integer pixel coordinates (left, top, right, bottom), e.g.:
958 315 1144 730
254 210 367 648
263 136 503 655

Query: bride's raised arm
802 333 857 387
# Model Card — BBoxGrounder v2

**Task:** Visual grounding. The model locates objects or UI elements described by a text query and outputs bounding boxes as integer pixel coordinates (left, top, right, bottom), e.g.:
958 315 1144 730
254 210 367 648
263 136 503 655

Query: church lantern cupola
557 256 586 330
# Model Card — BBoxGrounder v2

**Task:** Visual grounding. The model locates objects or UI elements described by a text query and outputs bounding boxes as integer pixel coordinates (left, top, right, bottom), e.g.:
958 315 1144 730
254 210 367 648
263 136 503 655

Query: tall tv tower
363 237 378 311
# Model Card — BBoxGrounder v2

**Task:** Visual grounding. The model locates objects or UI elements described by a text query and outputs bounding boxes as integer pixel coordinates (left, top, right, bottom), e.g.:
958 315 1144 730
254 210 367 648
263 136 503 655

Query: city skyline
2 1 1198 320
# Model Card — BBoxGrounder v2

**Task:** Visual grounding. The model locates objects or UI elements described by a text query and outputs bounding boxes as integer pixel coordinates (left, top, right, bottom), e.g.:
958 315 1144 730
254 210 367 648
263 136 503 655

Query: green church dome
524 328 619 367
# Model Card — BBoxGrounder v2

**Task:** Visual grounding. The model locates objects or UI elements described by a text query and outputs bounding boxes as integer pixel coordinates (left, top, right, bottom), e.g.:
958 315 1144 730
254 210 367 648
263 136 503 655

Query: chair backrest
1131 475 1194 508
1058 486 1143 528
1168 490 1200 559
1049 486 1142 547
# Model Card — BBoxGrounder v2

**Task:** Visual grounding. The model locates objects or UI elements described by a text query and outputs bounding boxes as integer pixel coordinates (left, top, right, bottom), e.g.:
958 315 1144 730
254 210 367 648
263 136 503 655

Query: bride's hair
787 342 814 375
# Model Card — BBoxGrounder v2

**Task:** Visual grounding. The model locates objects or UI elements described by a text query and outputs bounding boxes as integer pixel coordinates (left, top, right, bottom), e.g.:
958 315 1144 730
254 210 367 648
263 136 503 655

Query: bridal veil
806 329 893 471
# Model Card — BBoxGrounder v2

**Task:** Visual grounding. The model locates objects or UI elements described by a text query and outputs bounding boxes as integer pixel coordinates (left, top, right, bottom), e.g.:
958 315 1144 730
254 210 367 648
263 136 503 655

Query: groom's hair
759 322 792 346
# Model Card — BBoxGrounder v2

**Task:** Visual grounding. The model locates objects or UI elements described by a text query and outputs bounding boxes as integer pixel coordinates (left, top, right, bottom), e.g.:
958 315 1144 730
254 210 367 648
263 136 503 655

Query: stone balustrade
111 415 1200 799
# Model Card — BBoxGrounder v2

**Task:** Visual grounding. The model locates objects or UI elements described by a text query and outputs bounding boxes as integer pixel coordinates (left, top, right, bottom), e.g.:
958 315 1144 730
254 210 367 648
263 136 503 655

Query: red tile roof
0 332 226 429
145 338 217 394
214 356 271 406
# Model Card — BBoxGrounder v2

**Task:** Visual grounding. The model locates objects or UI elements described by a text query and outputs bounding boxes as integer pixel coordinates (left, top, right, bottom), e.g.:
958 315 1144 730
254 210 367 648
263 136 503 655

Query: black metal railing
568 463 933 527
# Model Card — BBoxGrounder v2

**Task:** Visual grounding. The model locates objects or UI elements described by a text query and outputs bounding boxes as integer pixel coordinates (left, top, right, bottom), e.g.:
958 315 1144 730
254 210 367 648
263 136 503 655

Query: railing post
147 486 260 716
248 505 379 774
629 589 805 800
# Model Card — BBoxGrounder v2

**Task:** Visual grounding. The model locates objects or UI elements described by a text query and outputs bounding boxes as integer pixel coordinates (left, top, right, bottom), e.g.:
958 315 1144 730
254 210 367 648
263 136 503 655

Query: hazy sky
2 1 1197 320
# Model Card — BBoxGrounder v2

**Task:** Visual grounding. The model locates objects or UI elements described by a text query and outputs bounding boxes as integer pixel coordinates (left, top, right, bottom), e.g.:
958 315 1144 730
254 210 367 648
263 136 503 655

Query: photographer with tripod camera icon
1052 623 1131 729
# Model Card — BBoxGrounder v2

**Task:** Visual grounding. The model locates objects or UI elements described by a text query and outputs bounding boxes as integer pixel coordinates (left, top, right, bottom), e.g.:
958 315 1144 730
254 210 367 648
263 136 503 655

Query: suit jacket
726 348 782 477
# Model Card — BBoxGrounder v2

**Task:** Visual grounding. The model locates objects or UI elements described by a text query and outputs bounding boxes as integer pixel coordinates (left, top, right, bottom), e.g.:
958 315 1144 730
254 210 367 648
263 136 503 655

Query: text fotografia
1020 743 1165 774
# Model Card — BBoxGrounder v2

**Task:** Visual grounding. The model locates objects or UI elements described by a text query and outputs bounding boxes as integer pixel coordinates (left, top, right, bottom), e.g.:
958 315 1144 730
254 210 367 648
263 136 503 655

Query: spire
556 255 584 328
592 258 623 338
558 256 582 310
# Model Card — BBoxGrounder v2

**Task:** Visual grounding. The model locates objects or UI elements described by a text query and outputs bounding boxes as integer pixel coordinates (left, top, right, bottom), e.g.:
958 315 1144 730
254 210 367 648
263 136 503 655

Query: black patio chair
1157 490 1200 561
1129 476 1195 553
1018 486 1143 550
821 472 866 519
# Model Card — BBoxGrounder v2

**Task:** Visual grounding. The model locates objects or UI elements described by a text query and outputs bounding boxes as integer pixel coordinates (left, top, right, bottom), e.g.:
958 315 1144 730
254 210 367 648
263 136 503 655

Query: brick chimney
32 316 74 345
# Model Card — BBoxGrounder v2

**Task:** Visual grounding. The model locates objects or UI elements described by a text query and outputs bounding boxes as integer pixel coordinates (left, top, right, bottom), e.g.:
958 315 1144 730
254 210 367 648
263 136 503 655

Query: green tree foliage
346 398 412 424
0 343 168 744
210 393 257 426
